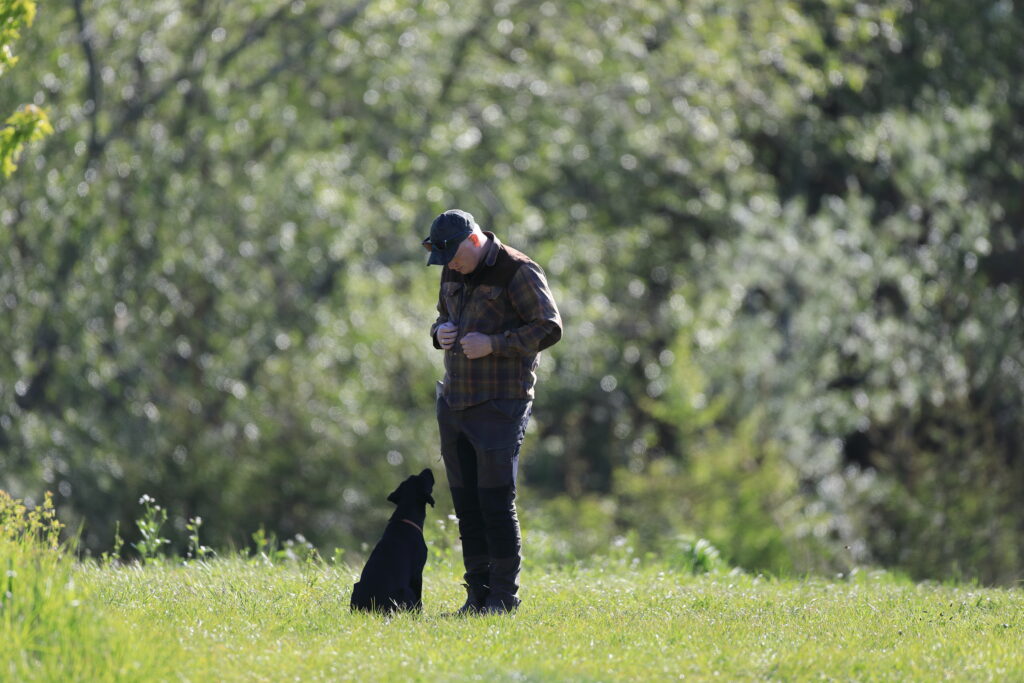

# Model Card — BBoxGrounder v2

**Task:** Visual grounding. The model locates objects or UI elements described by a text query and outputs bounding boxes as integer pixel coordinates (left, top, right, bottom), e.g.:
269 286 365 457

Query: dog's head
386 468 435 508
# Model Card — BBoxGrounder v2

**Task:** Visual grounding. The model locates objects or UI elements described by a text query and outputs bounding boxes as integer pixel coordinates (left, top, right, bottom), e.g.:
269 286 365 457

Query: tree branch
217 1 294 70
437 7 491 104
242 0 372 93
72 0 104 163
100 10 221 146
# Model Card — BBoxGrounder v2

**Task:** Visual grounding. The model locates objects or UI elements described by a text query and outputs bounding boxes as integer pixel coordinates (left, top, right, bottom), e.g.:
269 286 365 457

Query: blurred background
2 0 1022 584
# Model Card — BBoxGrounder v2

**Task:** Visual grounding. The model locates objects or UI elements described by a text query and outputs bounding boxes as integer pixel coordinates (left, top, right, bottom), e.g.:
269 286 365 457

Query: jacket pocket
475 285 506 324
442 282 463 322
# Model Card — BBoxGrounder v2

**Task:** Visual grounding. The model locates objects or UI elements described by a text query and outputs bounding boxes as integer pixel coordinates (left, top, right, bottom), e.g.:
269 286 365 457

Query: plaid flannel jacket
430 233 562 410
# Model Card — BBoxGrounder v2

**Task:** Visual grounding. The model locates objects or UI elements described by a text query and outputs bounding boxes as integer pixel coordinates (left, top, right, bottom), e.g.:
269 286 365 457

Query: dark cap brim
426 247 456 266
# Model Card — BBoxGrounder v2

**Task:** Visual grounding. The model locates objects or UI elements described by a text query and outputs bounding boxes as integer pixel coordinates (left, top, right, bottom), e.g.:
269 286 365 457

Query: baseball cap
422 209 475 266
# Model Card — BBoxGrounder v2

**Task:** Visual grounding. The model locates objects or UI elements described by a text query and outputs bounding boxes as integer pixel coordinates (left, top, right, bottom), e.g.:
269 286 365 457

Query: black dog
350 468 435 613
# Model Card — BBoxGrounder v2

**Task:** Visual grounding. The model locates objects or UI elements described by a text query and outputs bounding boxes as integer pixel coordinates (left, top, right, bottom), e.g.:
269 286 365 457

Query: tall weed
0 490 171 680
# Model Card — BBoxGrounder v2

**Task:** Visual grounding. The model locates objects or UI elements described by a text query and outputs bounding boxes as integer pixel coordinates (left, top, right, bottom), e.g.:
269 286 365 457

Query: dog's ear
386 484 402 505
417 469 435 506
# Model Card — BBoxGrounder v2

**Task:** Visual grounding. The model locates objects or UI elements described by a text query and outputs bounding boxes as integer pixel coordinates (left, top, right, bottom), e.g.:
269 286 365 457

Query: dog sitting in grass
350 468 435 613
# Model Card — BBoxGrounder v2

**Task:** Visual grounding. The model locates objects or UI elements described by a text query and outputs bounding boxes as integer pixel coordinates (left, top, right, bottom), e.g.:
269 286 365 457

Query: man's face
446 237 477 274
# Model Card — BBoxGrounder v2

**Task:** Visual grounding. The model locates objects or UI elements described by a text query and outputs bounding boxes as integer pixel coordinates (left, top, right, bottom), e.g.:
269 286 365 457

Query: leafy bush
1 0 1022 584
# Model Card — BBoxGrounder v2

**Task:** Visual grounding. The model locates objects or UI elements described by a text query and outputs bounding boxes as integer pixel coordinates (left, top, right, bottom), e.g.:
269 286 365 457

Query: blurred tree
0 0 1022 582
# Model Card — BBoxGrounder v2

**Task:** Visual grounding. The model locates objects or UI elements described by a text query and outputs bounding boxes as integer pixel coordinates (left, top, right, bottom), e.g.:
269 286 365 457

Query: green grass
12 558 1020 681
3 494 1023 681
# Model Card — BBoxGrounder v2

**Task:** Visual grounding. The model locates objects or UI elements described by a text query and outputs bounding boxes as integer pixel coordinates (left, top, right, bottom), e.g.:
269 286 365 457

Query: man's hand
460 332 493 359
436 322 458 350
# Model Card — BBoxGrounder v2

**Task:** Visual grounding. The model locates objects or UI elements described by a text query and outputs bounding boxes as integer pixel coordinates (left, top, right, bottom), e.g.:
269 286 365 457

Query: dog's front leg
411 572 423 610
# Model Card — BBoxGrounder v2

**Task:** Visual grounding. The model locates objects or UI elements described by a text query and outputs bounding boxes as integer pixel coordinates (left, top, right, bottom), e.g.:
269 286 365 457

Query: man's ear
468 232 482 247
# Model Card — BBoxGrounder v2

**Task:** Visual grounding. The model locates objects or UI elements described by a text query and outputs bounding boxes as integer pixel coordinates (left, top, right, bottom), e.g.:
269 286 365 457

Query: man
423 209 562 614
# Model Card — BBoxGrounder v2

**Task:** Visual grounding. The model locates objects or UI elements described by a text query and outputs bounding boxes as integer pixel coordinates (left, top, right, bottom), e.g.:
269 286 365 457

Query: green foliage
250 524 320 566
1 489 62 548
0 490 169 679
1 102 50 177
185 515 213 561
668 535 727 574
0 0 49 177
612 418 823 576
0 0 1022 583
0 0 36 73
99 520 123 566
131 494 170 563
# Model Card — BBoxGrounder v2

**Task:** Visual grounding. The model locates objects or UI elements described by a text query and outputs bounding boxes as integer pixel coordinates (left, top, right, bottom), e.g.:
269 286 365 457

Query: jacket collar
481 231 501 268
446 232 502 283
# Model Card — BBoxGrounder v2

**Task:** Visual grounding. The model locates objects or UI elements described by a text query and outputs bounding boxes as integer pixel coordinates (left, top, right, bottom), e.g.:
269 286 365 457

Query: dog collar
400 518 423 534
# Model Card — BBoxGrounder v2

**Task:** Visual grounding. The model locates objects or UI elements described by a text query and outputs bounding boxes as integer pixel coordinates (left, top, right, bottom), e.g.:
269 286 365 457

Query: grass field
3 493 1023 681
6 550 1024 681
